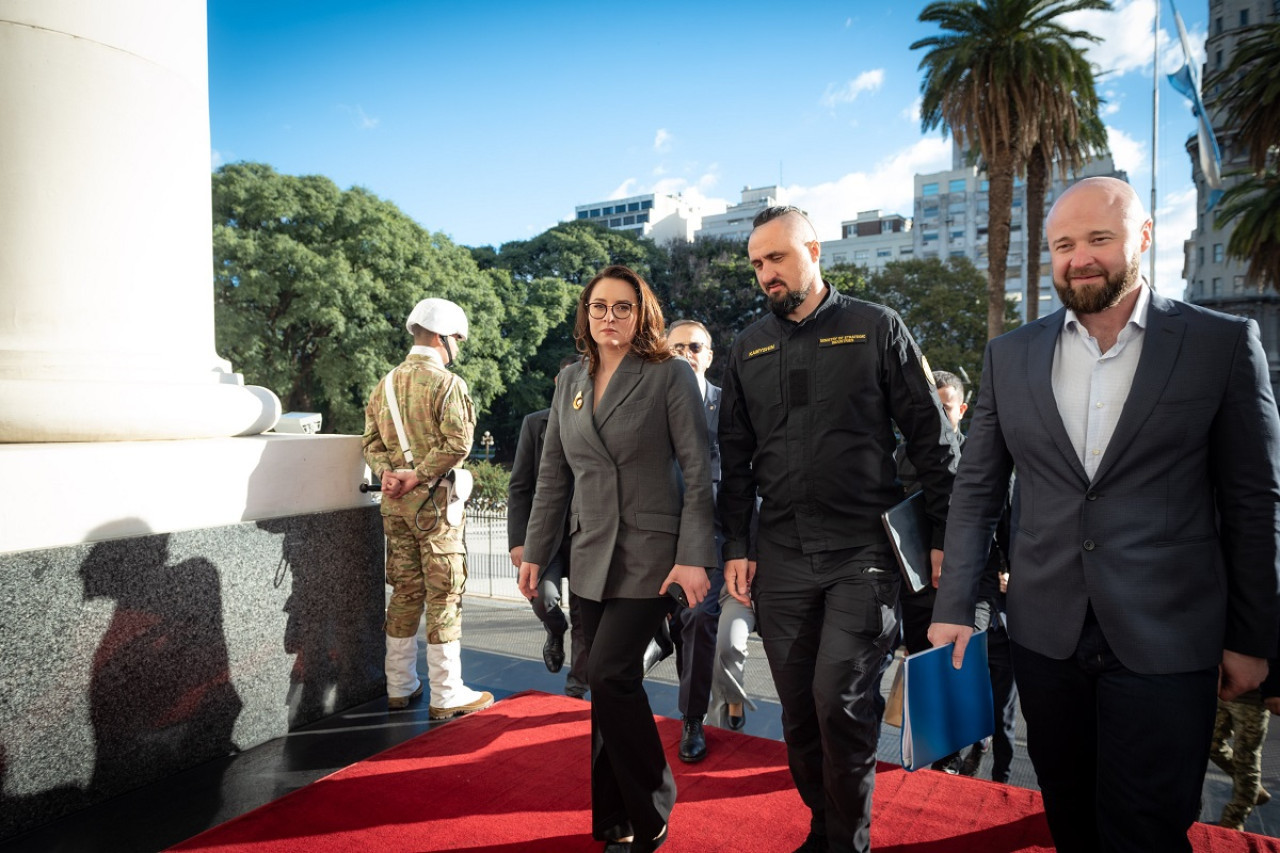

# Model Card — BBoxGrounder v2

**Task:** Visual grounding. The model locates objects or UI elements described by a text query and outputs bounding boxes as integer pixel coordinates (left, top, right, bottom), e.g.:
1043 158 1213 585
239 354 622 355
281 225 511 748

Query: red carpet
170 691 1280 853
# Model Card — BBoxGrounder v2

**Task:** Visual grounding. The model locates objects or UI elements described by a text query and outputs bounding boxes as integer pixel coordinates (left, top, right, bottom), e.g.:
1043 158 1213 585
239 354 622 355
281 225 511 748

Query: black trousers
673 567 724 719
1011 607 1218 852
530 546 591 696
754 538 900 853
987 617 1018 783
578 595 676 846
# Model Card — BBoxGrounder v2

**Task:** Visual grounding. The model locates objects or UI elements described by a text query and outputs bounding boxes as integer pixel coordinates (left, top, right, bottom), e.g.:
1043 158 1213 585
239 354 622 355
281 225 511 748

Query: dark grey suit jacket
523 353 717 602
507 408 569 581
935 292 1280 674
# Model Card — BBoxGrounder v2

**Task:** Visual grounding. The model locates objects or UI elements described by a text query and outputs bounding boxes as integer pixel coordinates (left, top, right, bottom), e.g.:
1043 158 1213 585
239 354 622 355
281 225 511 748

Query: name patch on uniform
818 334 866 347
745 343 779 360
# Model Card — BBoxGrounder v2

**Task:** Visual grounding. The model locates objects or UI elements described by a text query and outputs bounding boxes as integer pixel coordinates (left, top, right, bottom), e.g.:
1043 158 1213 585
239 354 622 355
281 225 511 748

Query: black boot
679 716 707 763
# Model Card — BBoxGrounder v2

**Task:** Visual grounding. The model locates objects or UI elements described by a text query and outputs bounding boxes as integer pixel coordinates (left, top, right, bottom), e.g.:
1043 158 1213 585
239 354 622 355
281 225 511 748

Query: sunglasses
671 342 707 355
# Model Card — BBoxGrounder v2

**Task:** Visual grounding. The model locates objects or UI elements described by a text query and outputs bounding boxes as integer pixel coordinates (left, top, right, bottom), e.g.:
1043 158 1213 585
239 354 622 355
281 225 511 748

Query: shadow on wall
0 521 243 840
257 513 386 731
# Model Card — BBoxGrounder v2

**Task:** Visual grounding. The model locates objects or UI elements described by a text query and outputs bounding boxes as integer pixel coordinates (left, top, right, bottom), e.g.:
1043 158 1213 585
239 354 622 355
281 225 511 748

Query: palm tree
912 0 1111 338
1023 112 1109 321
1207 22 1280 288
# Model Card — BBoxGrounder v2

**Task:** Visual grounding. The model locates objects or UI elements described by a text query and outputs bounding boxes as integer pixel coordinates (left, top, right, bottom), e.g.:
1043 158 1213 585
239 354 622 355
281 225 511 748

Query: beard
765 280 811 318
1054 254 1142 315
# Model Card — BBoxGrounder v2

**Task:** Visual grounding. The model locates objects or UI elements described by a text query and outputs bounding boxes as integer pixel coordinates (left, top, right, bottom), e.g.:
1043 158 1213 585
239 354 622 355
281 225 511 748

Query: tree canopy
212 162 575 435
1208 22 1280 289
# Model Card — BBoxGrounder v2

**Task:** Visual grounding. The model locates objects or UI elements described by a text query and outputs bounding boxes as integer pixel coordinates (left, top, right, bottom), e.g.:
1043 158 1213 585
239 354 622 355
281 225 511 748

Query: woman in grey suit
518 265 716 853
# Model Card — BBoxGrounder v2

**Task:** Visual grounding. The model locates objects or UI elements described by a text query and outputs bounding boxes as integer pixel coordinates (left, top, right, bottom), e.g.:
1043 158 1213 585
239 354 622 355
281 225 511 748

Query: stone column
0 0 278 441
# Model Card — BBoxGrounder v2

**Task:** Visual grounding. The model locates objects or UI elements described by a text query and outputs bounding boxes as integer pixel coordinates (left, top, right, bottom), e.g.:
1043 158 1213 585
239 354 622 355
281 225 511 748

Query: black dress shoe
679 716 707 763
727 703 746 731
543 628 565 673
641 637 672 675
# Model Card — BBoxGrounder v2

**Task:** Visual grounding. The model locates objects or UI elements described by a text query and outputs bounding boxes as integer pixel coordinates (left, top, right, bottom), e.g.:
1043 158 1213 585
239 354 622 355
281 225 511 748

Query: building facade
911 152 1127 321
574 192 704 244
820 210 914 273
696 185 781 242
1182 0 1280 387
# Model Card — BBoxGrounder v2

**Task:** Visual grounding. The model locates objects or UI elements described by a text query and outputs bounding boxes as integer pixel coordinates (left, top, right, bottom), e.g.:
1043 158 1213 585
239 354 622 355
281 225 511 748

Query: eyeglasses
671 342 707 355
587 301 634 320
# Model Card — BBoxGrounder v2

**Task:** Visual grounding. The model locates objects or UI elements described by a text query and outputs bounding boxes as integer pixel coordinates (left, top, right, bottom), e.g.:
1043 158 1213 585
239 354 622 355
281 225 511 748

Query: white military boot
427 640 494 720
385 634 423 710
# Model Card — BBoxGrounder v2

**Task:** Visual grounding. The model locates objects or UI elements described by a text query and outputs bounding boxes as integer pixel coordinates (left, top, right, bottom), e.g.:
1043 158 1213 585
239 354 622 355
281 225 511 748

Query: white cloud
608 178 639 200
901 96 922 123
654 128 673 152
784 136 953 240
1103 125 1146 176
821 69 885 109
211 148 224 170
1153 182 1197 298
1062 0 1203 81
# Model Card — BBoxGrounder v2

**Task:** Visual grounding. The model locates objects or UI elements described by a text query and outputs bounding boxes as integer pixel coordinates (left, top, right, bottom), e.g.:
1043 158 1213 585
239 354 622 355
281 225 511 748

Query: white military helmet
405 298 469 341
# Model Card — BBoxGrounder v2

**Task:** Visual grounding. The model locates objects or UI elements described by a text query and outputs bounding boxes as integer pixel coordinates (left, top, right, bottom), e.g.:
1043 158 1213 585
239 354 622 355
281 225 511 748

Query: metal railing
462 504 522 601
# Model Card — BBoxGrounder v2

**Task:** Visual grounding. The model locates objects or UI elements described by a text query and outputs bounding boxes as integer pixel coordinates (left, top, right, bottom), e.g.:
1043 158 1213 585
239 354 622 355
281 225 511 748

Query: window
950 230 964 240
623 215 636 225
1214 243 1224 263
1215 16 1222 35
609 217 622 227
922 231 939 242
948 202 966 215
641 199 653 210
637 212 650 224
949 179 967 193
1216 49 1223 69
877 248 892 258
900 246 914 255
950 250 967 258
1198 246 1205 267
1241 9 1249 25
854 250 870 261
922 182 939 196
923 205 939 220
628 202 640 212
577 211 589 220
1213 277 1222 294
1234 275 1246 292
980 180 990 192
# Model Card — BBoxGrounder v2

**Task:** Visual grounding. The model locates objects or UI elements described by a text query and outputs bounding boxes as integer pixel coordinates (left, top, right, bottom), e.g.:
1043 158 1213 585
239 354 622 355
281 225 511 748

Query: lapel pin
572 390 584 410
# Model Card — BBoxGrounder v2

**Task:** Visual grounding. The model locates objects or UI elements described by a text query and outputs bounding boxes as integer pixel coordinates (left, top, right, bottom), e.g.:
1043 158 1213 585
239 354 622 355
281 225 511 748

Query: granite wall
0 505 385 841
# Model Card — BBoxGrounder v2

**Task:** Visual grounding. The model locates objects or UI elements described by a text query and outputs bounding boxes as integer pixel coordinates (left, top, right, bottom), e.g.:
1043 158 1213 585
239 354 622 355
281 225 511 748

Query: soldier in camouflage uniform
1210 691 1272 830
362 297 493 720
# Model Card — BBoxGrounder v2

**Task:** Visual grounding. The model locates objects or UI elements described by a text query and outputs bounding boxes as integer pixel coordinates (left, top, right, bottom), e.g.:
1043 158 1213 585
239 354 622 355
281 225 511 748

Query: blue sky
208 0 1209 297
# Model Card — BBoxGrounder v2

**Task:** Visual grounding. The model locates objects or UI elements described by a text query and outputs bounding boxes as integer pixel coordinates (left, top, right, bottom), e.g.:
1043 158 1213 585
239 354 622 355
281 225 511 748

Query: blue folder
900 630 994 771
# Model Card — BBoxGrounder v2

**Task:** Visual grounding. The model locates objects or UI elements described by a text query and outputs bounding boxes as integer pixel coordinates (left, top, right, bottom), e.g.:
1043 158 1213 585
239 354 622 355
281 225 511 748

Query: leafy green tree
1208 22 1280 289
913 0 1111 337
473 220 665 458
213 162 574 435
651 237 763 386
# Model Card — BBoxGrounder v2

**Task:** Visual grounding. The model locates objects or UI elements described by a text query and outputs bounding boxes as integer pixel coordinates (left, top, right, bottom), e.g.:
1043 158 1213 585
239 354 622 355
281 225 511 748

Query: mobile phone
666 582 689 608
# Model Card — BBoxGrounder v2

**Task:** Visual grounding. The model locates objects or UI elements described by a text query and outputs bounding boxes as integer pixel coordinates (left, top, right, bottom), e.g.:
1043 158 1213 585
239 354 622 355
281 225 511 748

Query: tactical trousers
382 515 466 643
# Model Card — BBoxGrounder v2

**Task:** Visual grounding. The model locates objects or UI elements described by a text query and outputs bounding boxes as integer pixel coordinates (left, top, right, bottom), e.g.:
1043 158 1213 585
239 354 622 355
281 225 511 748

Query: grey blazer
935 292 1280 674
523 353 717 602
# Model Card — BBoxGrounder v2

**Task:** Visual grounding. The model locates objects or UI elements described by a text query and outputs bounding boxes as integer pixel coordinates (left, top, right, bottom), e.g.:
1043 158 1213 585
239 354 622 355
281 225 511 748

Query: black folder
900 630 994 771
881 490 931 593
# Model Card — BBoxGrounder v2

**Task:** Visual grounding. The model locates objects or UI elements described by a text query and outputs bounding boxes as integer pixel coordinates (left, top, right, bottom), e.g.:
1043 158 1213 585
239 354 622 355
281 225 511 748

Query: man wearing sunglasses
654 319 723 764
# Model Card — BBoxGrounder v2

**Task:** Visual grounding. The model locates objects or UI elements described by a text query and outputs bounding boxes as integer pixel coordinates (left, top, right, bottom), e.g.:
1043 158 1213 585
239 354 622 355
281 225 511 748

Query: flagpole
1151 0 1160 287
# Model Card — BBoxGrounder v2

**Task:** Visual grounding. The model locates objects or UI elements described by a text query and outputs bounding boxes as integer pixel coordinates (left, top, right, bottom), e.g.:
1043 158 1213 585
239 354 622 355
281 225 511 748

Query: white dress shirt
1050 284 1151 481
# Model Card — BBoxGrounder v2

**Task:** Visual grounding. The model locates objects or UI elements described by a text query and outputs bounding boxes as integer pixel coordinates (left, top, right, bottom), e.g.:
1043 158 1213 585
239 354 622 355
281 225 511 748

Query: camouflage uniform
363 348 475 644
1210 689 1272 830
